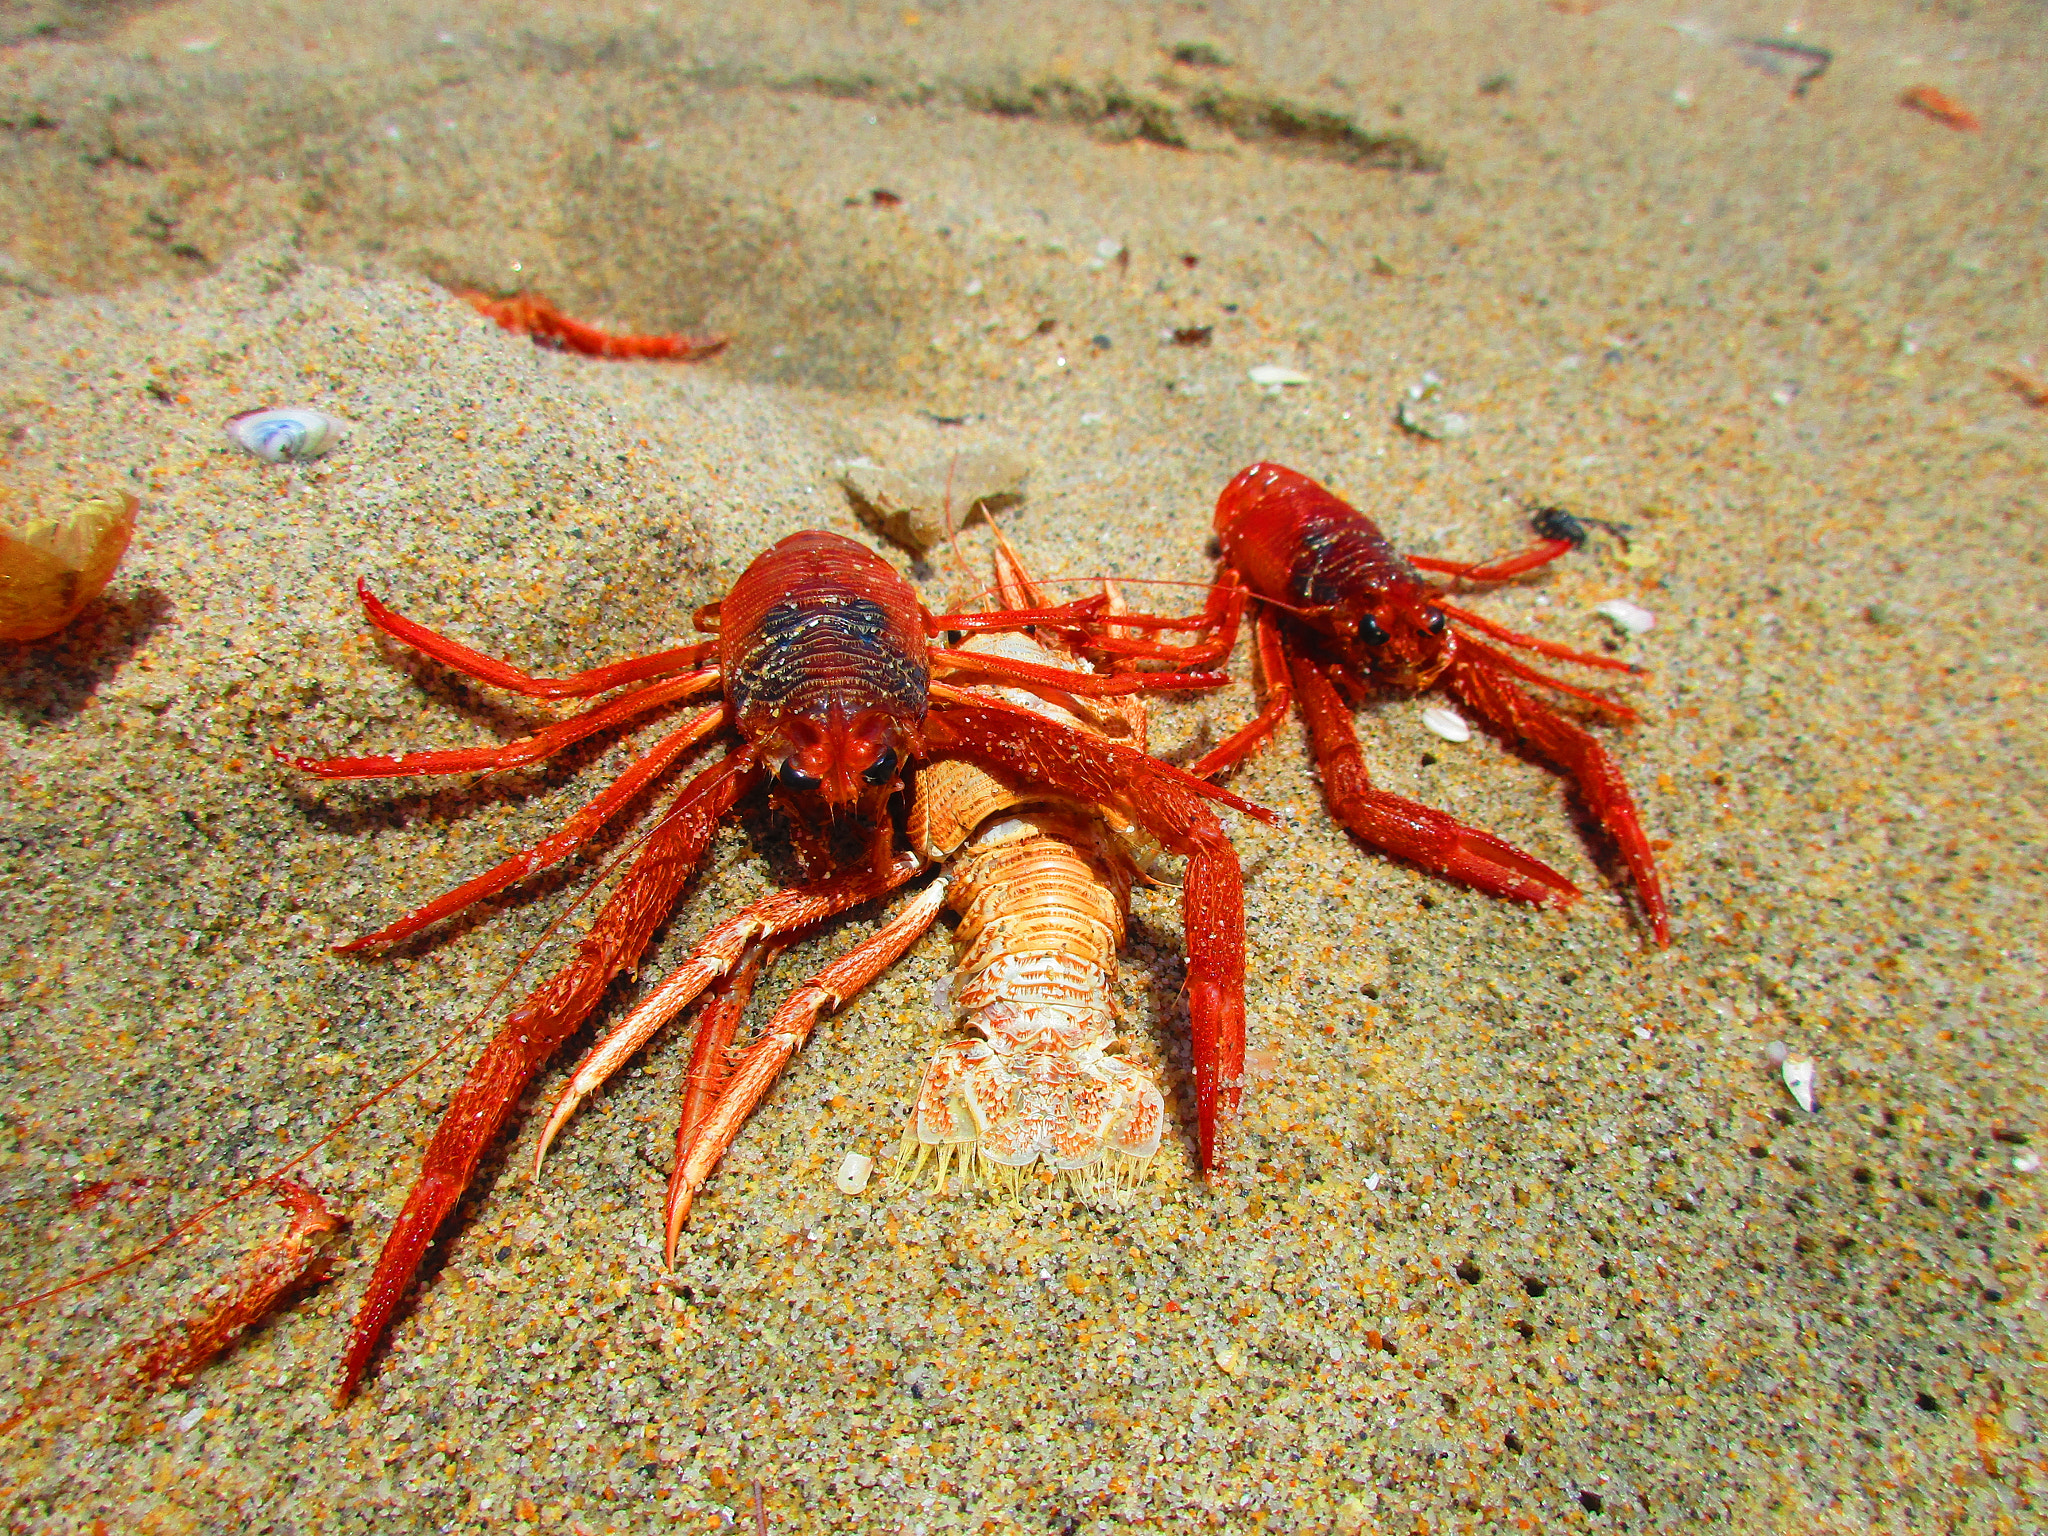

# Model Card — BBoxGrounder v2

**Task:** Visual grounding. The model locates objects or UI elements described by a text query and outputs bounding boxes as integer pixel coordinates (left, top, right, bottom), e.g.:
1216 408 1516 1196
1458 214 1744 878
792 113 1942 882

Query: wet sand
1 1 2043 1530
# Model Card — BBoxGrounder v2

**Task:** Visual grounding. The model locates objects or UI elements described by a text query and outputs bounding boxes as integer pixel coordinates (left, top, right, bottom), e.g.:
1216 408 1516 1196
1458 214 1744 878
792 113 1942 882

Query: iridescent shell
0 491 138 642
224 406 346 463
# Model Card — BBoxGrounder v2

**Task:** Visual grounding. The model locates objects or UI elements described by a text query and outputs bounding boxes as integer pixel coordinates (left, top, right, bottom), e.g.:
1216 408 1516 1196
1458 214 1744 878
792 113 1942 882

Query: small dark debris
1419 752 1438 767
1595 1260 1611 1278
1530 504 1631 550
1090 333 1112 350
1914 1391 1941 1413
1852 1165 1872 1185
1171 325 1213 346
1479 73 1513 95
1033 318 1057 336
145 380 174 404
921 412 971 427
1169 41 1232 68
1730 36 1832 97
1180 253 1200 268
1512 1319 1536 1341
1975 1189 1995 1210
1579 1490 1604 1514
1456 1258 1482 1284
1504 1430 1524 1452
869 188 902 206
1522 1276 1547 1297
1993 1127 2031 1145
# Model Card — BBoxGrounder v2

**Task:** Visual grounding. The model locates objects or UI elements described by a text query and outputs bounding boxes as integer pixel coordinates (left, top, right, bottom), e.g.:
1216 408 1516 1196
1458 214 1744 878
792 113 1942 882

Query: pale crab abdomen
904 822 1164 1189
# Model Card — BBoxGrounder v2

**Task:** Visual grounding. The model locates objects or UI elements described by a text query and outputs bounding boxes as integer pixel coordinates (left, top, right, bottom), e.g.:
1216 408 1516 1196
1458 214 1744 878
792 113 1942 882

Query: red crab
1194 462 1669 944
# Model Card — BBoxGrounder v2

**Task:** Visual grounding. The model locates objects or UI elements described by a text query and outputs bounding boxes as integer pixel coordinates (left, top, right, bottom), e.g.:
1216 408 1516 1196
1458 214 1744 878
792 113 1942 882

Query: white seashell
834 1151 874 1194
1421 706 1471 743
1596 598 1656 635
2014 1152 2041 1174
1781 1055 1816 1113
1248 364 1311 387
225 407 346 463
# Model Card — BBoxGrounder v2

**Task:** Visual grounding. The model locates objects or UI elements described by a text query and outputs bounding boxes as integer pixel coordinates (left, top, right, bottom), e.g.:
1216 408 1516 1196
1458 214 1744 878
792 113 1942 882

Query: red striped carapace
1195 463 1669 945
279 530 1267 1398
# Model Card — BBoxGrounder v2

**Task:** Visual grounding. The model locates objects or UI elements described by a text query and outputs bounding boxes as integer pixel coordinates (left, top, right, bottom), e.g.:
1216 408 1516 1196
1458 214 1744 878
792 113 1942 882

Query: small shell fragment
1421 706 1471 743
1595 598 1656 635
225 406 346 463
1780 1054 1816 1113
1214 1344 1246 1377
834 1151 874 1194
836 447 1030 554
1247 364 1311 388
0 491 138 642
1394 374 1472 440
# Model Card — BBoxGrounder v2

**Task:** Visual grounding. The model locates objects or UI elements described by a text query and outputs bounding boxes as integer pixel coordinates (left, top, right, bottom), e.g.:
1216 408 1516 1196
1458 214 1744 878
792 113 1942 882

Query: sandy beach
1 1 2043 1530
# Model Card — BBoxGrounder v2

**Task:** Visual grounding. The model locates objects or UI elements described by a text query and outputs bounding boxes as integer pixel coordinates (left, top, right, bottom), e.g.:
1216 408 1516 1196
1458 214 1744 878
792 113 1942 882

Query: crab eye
861 747 899 787
1425 608 1448 636
777 760 820 792
1357 614 1390 646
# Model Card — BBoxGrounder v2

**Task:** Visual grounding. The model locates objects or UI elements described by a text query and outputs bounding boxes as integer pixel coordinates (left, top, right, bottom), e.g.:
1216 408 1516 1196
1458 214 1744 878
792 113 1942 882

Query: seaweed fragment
958 73 1187 148
1187 89 1441 172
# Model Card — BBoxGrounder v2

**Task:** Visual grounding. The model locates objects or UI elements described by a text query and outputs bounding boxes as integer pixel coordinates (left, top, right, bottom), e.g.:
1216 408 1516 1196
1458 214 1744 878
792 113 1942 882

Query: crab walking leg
1406 540 1577 583
1447 633 1641 720
1431 600 1642 677
356 578 717 699
1286 643 1583 910
674 941 780 1154
664 878 953 1253
924 702 1259 1179
1446 649 1670 945
278 671 722 781
1189 608 1296 779
338 749 762 1402
533 855 925 1171
334 703 731 953
931 647 1228 697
